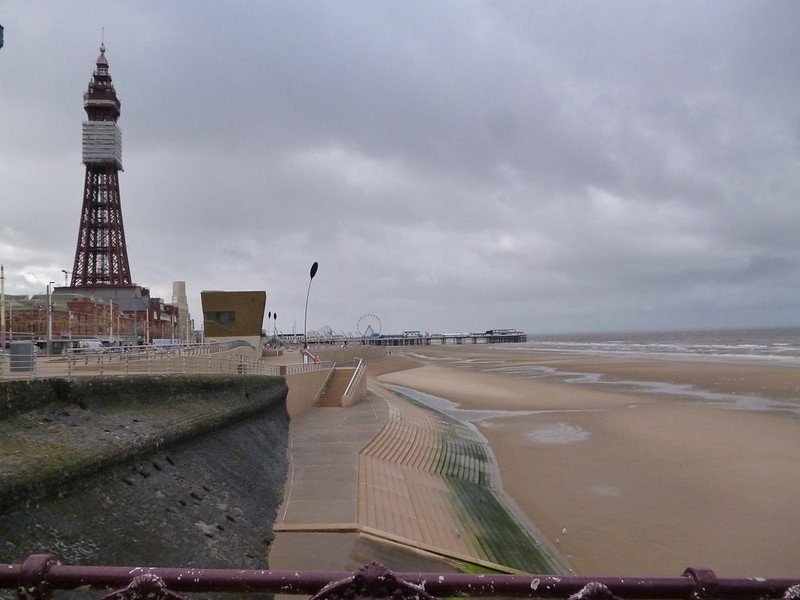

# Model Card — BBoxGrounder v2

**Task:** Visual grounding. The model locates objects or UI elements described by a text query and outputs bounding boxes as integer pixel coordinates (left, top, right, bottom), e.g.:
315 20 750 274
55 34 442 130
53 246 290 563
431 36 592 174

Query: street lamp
303 261 318 357
0 264 5 352
46 281 55 356
273 312 279 355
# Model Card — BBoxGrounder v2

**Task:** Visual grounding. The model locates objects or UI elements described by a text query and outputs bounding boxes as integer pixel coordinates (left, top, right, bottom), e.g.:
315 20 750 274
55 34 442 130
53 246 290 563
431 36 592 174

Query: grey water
518 325 800 363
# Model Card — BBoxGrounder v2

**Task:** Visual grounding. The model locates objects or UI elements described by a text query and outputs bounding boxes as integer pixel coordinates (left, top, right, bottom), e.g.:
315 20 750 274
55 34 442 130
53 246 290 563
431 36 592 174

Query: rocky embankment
0 375 290 572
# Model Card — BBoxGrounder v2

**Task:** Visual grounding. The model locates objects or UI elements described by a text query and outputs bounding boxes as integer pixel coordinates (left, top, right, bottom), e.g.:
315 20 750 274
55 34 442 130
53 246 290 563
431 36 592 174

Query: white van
76 339 105 352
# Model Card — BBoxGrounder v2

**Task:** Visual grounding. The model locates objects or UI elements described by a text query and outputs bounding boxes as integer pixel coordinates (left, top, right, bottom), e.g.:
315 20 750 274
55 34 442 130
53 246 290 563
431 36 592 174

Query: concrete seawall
0 375 290 572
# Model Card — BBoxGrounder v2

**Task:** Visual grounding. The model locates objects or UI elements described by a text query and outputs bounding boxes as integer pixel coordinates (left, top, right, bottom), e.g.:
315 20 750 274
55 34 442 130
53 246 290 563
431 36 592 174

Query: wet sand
375 346 800 577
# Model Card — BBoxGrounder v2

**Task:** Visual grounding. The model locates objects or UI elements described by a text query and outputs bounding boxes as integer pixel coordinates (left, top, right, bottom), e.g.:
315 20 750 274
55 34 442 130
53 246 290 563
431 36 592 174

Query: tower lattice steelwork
70 44 132 288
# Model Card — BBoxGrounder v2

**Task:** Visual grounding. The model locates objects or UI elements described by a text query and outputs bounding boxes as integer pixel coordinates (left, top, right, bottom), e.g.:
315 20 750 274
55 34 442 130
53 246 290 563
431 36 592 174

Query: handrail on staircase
342 356 365 405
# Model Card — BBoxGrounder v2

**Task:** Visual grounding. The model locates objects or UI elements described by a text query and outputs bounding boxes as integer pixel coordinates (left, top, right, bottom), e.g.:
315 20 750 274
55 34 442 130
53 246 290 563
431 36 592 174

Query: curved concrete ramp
361 385 565 573
271 381 567 574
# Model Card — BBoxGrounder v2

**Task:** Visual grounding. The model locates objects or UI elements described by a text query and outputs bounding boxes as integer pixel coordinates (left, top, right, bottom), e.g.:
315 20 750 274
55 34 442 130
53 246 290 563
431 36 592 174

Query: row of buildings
1 284 191 346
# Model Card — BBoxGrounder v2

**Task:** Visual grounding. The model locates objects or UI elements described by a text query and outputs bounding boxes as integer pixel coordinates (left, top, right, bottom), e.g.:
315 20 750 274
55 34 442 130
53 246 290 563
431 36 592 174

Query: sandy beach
375 346 800 577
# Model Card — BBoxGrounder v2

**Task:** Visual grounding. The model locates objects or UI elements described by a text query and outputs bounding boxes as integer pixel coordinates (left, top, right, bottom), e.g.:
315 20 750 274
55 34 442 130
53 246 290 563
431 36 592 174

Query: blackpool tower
69 43 132 287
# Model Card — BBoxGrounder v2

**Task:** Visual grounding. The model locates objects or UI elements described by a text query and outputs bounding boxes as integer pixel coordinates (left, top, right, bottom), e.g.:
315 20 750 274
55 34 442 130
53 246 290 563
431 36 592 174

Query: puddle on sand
526 422 590 444
589 485 621 497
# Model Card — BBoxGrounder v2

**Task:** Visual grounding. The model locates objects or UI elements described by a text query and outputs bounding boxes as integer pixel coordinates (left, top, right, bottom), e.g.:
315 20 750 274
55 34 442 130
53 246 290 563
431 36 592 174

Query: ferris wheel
357 313 382 338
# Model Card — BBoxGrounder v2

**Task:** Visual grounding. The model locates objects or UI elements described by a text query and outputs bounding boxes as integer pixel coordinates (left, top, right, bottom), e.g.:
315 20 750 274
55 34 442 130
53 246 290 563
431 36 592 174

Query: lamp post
273 312 278 355
46 281 55 356
303 261 318 361
1 264 5 352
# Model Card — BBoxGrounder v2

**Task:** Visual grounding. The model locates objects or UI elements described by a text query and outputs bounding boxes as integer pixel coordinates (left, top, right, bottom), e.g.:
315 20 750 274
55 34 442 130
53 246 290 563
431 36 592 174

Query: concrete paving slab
292 464 356 482
290 478 355 501
270 531 359 571
283 499 356 523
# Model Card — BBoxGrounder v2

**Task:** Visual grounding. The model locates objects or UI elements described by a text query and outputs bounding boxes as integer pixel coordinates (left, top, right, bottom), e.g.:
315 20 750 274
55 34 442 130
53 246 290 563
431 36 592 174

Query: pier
280 329 528 347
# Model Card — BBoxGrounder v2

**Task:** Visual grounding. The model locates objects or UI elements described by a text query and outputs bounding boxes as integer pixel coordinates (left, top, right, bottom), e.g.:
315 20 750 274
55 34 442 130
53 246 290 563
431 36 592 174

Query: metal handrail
1 556 798 600
283 361 334 375
341 356 365 404
0 342 310 381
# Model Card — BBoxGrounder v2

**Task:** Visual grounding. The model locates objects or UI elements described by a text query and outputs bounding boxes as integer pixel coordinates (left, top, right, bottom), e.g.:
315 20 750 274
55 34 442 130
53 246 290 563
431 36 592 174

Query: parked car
75 339 106 353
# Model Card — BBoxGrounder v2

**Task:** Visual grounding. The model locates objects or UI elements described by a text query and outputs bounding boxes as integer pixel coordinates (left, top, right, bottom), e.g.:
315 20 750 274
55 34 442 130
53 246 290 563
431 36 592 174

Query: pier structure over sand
281 329 528 347
363 330 528 346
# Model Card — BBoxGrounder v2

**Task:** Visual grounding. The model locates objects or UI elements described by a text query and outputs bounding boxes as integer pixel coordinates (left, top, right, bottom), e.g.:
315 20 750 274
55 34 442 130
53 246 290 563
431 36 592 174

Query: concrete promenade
269 357 567 575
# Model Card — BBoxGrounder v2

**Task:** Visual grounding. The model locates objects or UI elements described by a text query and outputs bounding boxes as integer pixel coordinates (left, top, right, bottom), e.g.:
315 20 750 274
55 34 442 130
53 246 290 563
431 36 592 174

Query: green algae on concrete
387 387 568 574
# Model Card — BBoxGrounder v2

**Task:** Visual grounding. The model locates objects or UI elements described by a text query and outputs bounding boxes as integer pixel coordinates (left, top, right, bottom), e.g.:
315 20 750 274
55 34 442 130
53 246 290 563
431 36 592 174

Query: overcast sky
1 1 799 336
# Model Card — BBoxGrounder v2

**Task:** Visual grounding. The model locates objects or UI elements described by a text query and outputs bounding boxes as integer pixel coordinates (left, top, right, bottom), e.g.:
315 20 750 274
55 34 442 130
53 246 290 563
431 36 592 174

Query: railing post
684 568 720 600
310 563 435 600
17 553 60 600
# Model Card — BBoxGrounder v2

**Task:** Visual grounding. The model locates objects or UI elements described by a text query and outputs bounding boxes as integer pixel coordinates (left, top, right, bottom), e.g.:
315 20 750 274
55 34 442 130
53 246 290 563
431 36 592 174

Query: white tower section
82 121 123 169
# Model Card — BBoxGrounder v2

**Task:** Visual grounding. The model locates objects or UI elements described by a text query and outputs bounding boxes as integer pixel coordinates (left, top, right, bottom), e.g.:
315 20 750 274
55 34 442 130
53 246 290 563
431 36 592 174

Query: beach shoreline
376 346 800 577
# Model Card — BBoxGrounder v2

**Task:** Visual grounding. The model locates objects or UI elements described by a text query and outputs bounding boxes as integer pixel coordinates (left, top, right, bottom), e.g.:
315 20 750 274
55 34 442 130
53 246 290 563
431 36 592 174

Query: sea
518 326 800 364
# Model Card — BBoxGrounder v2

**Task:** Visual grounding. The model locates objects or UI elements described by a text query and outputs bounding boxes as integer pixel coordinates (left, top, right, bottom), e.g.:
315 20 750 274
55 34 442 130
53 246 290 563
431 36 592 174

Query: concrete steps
316 368 355 407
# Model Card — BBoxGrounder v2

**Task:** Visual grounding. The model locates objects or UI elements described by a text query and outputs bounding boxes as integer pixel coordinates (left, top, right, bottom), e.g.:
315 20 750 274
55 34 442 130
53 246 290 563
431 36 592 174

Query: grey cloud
2 0 799 333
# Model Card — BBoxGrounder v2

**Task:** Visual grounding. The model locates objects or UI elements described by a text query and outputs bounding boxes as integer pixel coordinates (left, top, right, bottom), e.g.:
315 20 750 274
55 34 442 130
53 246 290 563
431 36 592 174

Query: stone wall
0 376 288 512
0 376 290 578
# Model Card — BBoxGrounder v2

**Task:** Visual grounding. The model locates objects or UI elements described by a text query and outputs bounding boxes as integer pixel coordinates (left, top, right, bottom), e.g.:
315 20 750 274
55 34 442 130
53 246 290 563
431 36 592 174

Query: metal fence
281 360 335 375
0 342 304 380
1 556 798 600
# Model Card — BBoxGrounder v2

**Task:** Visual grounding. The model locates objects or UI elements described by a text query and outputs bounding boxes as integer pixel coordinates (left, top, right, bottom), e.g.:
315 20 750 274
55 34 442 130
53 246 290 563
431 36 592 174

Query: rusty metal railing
1 556 798 600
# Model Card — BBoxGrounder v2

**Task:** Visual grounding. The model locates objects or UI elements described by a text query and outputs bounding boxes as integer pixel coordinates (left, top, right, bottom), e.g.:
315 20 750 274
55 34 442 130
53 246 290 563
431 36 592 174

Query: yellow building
201 290 265 351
